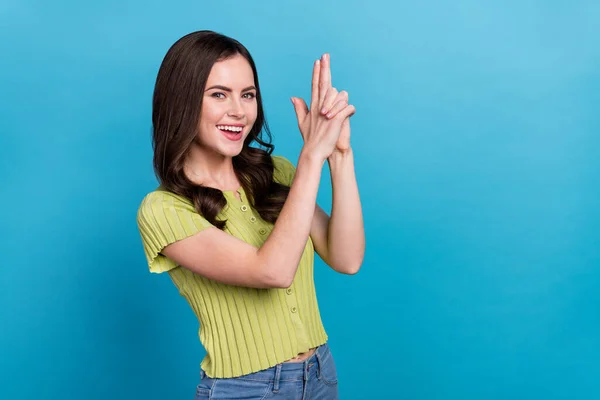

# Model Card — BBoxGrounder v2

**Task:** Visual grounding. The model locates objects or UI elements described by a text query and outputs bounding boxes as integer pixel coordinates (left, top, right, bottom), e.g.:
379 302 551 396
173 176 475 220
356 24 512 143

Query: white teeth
217 125 243 132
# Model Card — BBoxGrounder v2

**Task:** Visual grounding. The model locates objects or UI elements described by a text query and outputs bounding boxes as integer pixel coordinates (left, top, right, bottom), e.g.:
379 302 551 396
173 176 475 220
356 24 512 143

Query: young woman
136 30 365 399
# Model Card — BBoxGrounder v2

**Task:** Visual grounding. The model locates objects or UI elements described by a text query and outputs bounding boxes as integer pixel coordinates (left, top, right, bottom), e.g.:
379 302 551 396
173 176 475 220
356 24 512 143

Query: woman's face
197 54 258 158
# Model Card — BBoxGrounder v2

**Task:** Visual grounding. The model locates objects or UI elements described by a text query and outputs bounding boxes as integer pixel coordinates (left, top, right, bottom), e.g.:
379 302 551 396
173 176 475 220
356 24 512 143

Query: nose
227 97 245 119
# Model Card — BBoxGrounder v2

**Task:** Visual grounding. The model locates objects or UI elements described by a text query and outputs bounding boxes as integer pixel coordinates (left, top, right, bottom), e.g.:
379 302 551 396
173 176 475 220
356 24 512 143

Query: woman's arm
161 58 356 288
310 148 365 274
161 141 327 288
306 54 365 274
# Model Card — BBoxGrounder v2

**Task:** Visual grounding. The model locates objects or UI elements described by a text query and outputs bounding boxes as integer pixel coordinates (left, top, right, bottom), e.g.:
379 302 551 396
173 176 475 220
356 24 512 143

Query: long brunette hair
152 30 289 229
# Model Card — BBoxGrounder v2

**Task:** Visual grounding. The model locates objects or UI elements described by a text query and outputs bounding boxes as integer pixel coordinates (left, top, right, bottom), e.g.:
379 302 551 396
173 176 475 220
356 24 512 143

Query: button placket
287 293 299 315
284 285 309 348
236 189 260 226
236 188 255 224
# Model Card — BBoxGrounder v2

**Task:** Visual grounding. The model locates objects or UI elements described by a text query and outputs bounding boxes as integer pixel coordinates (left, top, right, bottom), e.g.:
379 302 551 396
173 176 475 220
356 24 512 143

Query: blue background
1 1 599 399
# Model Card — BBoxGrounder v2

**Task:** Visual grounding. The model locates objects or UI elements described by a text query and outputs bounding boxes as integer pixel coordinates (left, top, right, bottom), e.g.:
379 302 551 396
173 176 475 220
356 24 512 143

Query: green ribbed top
136 155 328 378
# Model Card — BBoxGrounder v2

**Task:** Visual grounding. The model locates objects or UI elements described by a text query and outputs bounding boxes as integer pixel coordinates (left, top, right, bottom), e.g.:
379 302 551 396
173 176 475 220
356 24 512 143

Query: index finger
310 59 321 110
319 53 331 103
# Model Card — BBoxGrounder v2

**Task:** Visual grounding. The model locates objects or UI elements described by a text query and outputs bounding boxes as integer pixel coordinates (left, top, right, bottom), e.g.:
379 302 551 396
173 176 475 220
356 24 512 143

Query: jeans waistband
201 342 331 383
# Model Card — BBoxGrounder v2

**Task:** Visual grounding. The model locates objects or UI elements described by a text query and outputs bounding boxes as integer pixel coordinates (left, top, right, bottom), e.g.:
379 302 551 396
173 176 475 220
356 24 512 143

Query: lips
218 126 244 141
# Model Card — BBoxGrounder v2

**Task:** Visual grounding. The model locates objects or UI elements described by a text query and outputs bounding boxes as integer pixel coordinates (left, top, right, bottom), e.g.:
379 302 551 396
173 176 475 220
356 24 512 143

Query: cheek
246 102 258 122
198 109 219 139
200 103 225 124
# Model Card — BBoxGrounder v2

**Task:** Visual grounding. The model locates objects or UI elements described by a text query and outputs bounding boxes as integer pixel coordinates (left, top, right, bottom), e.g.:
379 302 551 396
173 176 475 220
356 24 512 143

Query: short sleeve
271 155 297 186
136 190 214 274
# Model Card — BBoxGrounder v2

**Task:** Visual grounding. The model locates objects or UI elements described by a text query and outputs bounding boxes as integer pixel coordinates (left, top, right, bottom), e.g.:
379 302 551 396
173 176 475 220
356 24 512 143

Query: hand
315 54 354 154
291 54 355 162
320 85 352 155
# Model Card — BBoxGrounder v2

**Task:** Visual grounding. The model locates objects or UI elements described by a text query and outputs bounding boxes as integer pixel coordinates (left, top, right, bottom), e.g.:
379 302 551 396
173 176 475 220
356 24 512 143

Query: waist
200 342 333 383
283 347 317 363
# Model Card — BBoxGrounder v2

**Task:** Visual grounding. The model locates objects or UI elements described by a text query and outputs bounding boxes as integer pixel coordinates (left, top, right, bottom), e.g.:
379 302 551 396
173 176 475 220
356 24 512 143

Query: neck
184 145 240 190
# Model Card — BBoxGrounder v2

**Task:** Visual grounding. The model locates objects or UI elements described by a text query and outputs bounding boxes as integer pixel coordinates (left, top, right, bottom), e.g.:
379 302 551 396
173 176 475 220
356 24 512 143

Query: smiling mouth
216 125 244 133
217 125 244 141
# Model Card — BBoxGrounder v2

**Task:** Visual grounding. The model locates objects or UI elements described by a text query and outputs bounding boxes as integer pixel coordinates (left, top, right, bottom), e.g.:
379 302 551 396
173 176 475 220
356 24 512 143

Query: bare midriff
283 347 317 363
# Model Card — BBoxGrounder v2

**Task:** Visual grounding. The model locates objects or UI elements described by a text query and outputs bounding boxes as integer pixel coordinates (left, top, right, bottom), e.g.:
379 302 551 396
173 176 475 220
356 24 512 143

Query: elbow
341 261 362 275
255 253 295 289
260 267 294 289
272 269 295 288
329 244 365 275
265 275 293 289
332 255 364 275
276 277 294 289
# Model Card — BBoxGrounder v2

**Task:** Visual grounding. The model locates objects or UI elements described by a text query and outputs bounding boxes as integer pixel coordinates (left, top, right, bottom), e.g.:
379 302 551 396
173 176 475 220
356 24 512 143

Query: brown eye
243 92 256 99
212 92 225 99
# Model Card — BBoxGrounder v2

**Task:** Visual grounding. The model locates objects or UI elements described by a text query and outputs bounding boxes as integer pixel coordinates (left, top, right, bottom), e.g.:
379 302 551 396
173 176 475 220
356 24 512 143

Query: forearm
327 149 365 274
258 150 325 286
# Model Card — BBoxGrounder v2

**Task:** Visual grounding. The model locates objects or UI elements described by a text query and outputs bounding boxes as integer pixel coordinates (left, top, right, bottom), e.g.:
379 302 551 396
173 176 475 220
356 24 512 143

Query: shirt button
286 288 293 295
291 306 297 313
259 228 267 235
240 205 248 212
250 216 256 223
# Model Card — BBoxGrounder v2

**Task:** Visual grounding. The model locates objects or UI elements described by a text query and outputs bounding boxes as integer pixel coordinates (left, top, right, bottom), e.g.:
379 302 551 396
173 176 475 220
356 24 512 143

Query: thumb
291 97 309 123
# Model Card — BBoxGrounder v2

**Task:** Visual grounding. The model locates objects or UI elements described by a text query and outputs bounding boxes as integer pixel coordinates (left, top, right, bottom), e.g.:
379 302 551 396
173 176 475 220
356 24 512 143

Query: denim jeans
194 342 339 399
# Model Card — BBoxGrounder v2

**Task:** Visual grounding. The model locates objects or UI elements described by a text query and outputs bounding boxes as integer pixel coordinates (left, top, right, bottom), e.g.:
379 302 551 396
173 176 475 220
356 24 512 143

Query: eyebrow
205 85 257 93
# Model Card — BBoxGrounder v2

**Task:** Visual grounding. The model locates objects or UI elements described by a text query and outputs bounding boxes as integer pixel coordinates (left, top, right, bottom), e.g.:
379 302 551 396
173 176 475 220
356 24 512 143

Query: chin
220 144 245 158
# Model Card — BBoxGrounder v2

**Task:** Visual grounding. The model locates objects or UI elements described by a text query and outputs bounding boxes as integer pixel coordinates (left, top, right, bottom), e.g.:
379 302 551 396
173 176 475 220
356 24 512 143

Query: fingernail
291 97 295 104
321 108 327 114
326 112 333 118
